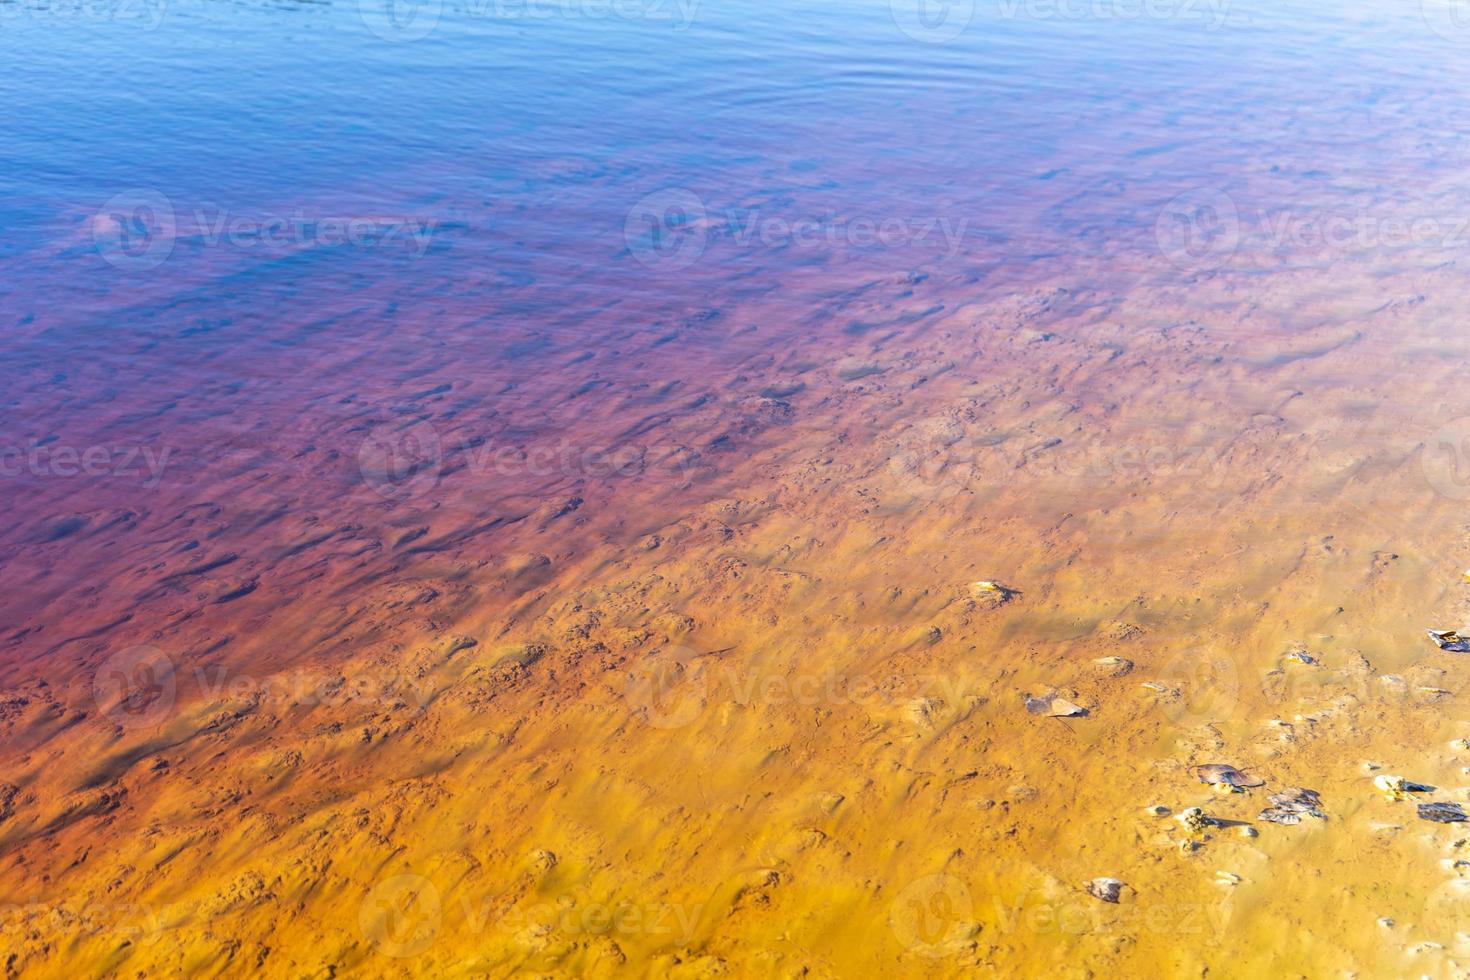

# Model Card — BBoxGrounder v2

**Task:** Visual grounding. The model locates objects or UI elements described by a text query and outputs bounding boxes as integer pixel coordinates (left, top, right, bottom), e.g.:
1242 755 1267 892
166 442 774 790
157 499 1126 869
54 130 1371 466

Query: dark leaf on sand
1427 630 1470 653
1419 802 1468 823
1024 693 1088 718
1196 764 1265 789
1260 787 1325 824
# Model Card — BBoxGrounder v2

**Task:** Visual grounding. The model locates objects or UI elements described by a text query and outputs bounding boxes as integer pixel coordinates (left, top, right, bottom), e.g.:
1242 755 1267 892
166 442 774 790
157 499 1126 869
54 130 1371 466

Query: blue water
5 0 1470 482
8 0 1470 305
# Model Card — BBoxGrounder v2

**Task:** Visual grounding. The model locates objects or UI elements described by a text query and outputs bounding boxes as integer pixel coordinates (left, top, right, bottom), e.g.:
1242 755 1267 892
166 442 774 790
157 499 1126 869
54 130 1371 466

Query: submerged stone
1419 802 1468 824
1024 693 1087 718
1195 764 1264 789
1427 630 1470 653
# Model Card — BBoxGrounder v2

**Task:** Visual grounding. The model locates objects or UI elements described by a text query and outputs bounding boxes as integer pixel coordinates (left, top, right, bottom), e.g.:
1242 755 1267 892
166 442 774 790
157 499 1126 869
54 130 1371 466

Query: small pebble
1239 826 1259 838
1177 807 1211 833
1145 804 1170 817
1378 917 1395 929
1085 877 1125 903
1092 656 1134 677
1375 774 1409 800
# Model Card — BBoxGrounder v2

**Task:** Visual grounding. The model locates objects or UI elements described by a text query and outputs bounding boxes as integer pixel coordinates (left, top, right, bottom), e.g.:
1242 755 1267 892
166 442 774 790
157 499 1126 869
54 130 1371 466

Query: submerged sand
5 226 1470 977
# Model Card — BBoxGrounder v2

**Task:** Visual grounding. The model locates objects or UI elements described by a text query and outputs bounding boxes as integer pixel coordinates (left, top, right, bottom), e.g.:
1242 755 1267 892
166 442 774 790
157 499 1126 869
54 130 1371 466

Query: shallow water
7 0 1470 976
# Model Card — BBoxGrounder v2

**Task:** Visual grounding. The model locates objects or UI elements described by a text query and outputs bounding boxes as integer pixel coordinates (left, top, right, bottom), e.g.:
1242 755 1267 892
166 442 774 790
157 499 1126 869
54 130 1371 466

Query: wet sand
6 232 1470 976
9 1 1470 976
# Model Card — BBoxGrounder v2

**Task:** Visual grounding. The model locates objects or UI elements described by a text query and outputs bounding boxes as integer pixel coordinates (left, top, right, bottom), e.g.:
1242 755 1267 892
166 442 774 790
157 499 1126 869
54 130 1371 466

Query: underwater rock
1195 764 1264 790
970 581 1018 603
905 697 944 727
1092 656 1134 677
1086 877 1125 903
1024 693 1087 718
1259 787 1325 825
1374 775 1433 801
1177 807 1211 834
1375 774 1407 800
1419 802 1468 824
1427 630 1470 653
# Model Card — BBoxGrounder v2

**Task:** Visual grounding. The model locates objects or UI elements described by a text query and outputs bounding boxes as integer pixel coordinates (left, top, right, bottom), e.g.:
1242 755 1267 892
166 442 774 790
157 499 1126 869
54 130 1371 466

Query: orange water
8 0 1470 976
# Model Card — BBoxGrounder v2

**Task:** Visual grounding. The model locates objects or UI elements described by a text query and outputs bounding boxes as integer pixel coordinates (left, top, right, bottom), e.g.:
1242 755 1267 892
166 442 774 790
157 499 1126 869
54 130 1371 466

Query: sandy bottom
6 239 1470 978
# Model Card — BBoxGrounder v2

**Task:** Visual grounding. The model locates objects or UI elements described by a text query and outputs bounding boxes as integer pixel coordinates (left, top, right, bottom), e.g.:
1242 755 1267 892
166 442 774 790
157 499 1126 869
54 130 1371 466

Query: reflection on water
6 0 1470 977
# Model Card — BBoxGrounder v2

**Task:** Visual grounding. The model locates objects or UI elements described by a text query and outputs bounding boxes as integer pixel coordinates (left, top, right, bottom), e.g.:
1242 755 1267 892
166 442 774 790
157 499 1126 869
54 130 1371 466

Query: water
7 1 1470 976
